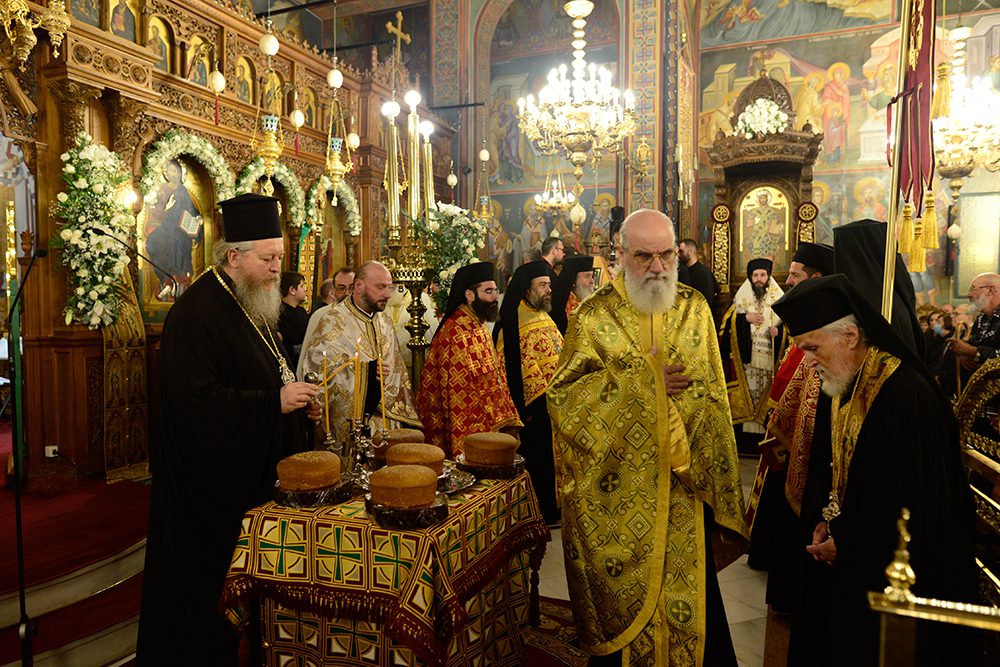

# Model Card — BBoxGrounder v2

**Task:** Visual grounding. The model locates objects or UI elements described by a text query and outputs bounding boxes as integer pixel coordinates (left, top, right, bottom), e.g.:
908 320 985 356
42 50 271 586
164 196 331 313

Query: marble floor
537 457 767 667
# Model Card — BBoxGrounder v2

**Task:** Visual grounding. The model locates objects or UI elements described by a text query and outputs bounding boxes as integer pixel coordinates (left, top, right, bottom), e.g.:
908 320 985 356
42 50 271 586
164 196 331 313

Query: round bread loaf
277 450 341 491
385 443 446 476
369 464 438 508
463 432 519 466
372 427 426 461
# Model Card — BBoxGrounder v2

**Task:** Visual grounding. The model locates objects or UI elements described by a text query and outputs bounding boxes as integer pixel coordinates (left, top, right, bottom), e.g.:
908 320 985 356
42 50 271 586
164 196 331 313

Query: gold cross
385 11 410 62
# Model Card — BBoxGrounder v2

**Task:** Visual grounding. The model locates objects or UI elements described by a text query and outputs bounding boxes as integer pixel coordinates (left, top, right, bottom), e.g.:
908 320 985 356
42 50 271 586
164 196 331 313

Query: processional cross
385 11 410 88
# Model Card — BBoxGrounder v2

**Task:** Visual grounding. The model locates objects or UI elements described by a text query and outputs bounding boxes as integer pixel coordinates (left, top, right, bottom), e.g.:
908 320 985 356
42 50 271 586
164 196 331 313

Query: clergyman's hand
769 326 779 338
306 398 322 423
806 522 837 565
280 382 319 414
663 364 691 395
746 312 764 325
960 355 978 371
949 339 977 357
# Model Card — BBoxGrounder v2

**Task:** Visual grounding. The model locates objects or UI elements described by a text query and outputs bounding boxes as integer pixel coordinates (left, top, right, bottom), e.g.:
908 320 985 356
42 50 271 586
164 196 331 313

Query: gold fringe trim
932 63 951 119
909 214 927 273
921 190 939 249
898 202 914 254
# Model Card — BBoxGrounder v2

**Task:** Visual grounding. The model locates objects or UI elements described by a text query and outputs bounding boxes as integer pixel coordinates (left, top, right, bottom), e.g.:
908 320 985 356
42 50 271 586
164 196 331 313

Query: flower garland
735 98 789 139
409 202 487 312
304 174 361 237
51 134 133 330
235 159 306 230
139 130 235 206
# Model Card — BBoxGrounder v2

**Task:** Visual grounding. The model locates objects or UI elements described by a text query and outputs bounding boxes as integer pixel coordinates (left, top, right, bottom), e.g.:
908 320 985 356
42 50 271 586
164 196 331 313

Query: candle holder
343 418 372 480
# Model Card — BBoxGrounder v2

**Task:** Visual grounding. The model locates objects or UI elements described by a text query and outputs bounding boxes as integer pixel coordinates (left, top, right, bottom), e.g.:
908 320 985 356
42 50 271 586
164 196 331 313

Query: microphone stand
91 228 179 299
7 246 47 666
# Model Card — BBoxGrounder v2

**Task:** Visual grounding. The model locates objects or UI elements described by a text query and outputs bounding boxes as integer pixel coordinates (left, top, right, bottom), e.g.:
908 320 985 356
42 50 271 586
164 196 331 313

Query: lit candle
353 337 362 422
378 350 387 431
323 350 331 434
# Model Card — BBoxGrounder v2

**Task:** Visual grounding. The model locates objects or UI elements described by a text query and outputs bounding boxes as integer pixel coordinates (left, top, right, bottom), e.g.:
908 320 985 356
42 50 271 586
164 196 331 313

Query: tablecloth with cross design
221 473 550 666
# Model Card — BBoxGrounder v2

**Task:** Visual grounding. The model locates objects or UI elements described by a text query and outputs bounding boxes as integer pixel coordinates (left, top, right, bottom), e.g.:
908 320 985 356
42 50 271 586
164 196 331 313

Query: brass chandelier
516 0 637 192
2 0 71 70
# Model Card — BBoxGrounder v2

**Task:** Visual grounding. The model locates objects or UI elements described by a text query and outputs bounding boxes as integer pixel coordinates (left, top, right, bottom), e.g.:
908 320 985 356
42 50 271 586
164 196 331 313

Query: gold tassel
921 190 939 249
931 62 951 120
909 214 926 272
898 202 914 254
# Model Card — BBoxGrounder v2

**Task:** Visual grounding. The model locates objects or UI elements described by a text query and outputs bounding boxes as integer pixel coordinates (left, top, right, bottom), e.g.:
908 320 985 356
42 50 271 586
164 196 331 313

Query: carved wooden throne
706 72 824 300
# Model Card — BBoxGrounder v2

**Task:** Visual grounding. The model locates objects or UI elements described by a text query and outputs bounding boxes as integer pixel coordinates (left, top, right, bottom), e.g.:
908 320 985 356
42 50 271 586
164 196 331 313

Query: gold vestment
299 297 421 445
548 277 749 665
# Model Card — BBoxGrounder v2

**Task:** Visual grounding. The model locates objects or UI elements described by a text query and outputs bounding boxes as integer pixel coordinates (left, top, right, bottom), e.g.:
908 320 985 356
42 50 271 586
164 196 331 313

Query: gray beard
574 284 595 301
820 376 850 398
234 272 282 329
624 263 678 314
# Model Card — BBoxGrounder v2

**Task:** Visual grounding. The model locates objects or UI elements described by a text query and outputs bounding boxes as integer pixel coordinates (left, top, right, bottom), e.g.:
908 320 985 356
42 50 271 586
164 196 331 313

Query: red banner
887 0 937 215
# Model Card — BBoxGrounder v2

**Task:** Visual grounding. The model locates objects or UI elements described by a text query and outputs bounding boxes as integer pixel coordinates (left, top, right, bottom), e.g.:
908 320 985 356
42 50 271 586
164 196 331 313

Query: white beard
968 295 988 317
234 271 282 329
820 376 851 398
625 263 678 314
574 284 595 301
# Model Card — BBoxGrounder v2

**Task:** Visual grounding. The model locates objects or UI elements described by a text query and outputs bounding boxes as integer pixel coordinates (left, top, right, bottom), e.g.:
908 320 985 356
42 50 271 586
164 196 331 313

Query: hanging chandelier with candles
1 0 70 70
534 155 575 214
516 0 637 192
932 26 1000 180
324 6 360 207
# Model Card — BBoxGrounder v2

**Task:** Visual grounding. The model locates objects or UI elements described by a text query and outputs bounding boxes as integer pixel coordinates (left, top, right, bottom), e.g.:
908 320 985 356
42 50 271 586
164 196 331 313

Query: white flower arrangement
304 174 361 237
235 159 306 230
409 201 487 313
139 130 235 206
52 134 133 330
735 98 789 139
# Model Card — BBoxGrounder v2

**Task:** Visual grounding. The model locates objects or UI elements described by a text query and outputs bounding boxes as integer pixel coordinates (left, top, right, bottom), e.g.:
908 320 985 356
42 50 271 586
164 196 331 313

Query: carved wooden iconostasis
705 73 823 308
0 0 455 485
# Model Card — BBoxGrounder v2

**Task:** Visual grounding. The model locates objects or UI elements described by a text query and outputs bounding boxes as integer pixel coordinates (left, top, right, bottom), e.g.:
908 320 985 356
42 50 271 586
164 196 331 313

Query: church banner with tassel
888 0 938 272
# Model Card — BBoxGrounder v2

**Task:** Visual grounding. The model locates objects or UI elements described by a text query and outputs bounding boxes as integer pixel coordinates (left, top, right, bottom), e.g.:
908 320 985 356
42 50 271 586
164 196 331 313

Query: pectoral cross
386 11 410 65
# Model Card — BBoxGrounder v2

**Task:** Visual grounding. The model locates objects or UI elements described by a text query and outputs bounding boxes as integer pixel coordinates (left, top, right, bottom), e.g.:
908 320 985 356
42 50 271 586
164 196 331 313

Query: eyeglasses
969 285 990 296
630 249 676 268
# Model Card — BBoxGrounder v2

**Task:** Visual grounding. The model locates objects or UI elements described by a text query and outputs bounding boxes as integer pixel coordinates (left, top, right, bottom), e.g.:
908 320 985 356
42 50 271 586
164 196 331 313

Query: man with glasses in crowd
951 273 1000 373
549 209 747 666
417 262 521 457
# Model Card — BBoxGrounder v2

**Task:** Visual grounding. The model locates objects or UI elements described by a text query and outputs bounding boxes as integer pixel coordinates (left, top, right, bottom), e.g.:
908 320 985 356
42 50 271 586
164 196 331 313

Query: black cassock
789 362 979 666
137 270 307 665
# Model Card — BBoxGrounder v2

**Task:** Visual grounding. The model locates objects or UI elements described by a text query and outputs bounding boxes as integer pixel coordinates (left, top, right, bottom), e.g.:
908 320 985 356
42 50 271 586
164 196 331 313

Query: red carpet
0 421 12 490
524 597 587 667
0 573 143 663
0 476 149 594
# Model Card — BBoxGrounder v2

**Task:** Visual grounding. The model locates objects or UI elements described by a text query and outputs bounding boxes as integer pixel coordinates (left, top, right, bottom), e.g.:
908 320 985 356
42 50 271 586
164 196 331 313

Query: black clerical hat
834 219 922 356
746 257 772 276
551 255 595 334
495 260 555 417
440 261 496 325
792 242 834 275
218 193 282 242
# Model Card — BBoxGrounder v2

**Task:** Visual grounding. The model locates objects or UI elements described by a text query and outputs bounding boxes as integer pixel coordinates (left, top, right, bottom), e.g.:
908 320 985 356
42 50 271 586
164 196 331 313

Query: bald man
298 261 421 446
548 209 748 666
948 273 1000 384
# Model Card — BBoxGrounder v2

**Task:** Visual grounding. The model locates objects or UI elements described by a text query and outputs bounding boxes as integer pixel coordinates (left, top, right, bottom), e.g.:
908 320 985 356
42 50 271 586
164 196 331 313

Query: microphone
91 228 180 299
6 248 47 323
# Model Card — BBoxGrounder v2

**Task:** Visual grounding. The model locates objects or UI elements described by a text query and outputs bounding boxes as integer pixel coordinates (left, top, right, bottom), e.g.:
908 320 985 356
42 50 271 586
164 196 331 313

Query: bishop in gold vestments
549 210 748 666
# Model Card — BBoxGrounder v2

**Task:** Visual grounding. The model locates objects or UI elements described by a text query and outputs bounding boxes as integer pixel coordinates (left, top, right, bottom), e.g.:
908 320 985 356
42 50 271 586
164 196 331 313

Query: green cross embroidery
466 508 487 557
442 525 464 575
259 518 306 576
373 534 412 588
509 481 529 520
317 525 363 581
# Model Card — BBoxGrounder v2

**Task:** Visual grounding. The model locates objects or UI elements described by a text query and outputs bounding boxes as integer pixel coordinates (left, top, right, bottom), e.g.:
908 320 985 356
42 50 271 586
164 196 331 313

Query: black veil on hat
833 219 923 357
792 242 835 275
217 193 282 242
440 261 496 326
746 257 773 277
772 274 920 368
550 255 595 334
494 260 553 417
